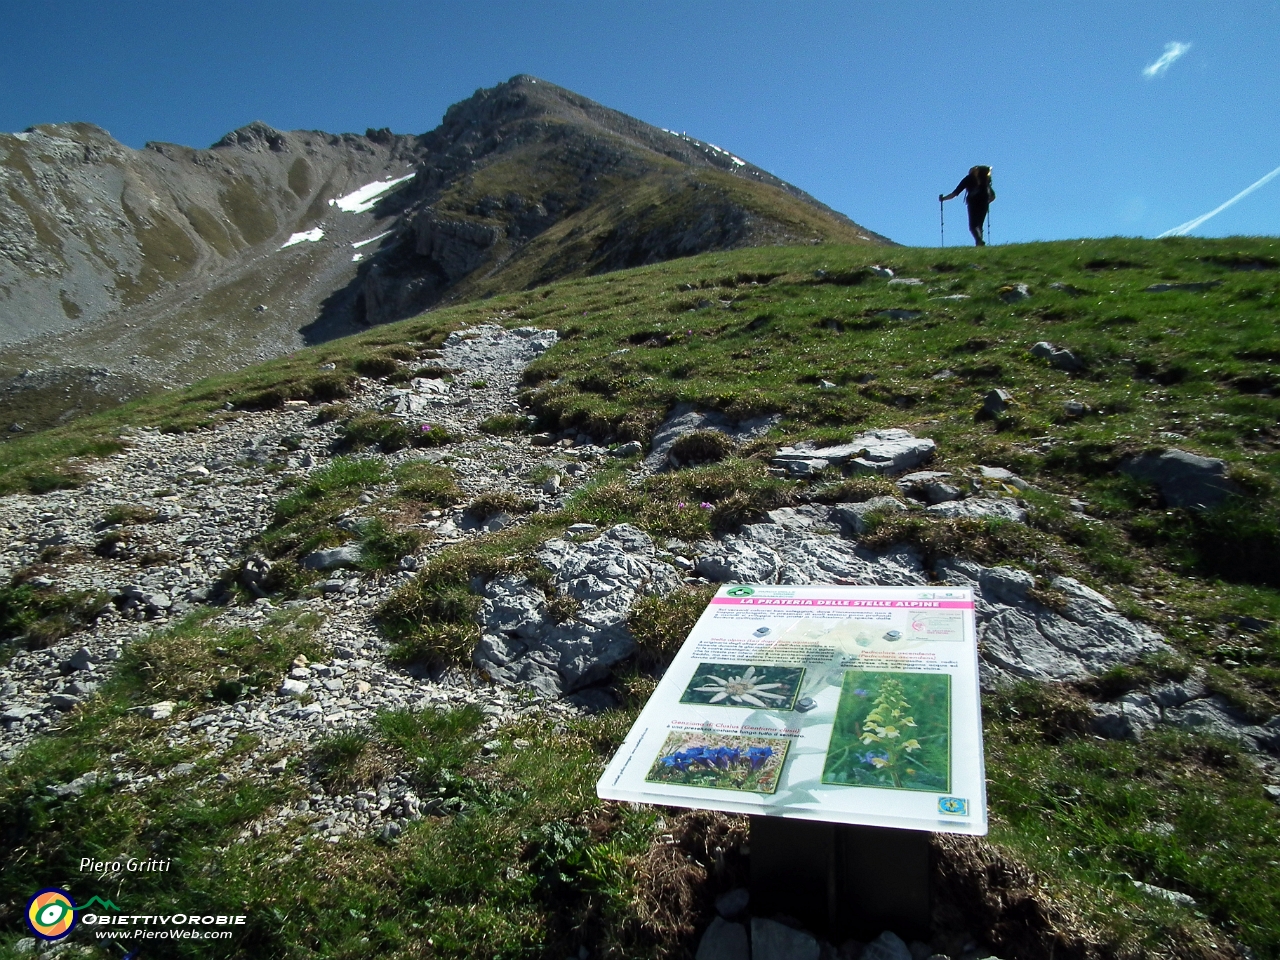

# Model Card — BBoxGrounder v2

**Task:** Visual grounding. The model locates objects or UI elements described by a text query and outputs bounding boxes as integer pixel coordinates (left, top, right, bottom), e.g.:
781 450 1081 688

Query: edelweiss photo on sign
678 663 804 711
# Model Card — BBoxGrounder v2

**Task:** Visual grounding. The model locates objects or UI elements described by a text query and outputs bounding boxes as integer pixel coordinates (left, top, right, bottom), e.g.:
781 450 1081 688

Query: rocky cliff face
0 76 888 431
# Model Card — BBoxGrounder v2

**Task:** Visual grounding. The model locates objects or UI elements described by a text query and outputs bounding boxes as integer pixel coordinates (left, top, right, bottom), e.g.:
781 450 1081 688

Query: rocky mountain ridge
0 76 887 432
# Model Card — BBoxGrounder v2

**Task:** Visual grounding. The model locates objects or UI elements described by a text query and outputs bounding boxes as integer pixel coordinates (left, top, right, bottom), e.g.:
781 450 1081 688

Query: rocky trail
1 325 1278 956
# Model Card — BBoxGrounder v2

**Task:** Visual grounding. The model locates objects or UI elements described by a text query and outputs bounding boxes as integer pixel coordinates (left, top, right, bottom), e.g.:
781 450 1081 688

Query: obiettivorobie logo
725 586 755 597
26 889 118 941
26 888 245 944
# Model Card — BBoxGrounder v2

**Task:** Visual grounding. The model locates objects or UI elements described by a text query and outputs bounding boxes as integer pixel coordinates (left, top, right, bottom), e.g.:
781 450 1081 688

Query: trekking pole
940 198 945 247
986 207 992 246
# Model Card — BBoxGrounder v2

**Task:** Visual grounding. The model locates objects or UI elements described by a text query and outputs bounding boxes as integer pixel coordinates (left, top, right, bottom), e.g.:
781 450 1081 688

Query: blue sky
3 0 1278 247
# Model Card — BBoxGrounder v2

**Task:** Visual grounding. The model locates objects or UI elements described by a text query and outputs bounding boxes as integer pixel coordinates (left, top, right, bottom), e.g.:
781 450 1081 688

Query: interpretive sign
597 582 987 835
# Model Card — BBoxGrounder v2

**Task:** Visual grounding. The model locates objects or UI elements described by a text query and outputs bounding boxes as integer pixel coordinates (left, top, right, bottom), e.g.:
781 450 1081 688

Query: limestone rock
926 498 1027 523
301 545 364 570
1163 695 1280 753
645 403 780 470
1092 693 1160 740
696 541 782 583
831 496 908 535
146 701 176 720
771 429 935 476
1119 449 1240 510
1132 880 1196 907
861 931 912 960
897 471 962 504
751 918 819 960
982 389 1012 417
711 515 927 587
696 917 749 960
938 560 1170 683
473 524 680 697
1030 340 1083 371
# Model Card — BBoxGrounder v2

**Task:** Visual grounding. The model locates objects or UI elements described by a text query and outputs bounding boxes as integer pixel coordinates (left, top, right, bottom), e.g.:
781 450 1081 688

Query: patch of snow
329 174 415 214
731 156 745 167
280 228 324 249
351 253 363 262
12 132 30 141
351 230 392 249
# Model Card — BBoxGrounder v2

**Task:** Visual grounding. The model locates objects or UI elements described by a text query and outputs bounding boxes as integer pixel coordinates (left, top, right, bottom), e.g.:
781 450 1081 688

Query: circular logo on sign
726 586 755 597
26 888 77 940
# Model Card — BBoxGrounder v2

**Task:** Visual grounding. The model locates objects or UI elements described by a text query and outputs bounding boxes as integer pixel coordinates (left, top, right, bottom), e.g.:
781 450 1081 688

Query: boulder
1132 881 1197 908
982 389 1013 417
1119 449 1240 510
301 545 363 570
1162 695 1279 753
473 524 681 697
63 647 97 673
976 465 1029 491
861 931 912 960
750 918 819 960
279 678 309 697
645 403 780 470
709 515 927 587
1092 693 1160 740
938 560 1170 683
897 471 962 504
146 701 176 720
2 705 40 723
999 283 1031 302
696 541 782 582
1030 340 1084 372
696 917 749 960
831 496 908 535
771 429 935 476
926 498 1027 523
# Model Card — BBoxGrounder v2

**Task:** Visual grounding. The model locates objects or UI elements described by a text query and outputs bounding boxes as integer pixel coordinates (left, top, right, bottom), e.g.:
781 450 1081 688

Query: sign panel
597 583 987 834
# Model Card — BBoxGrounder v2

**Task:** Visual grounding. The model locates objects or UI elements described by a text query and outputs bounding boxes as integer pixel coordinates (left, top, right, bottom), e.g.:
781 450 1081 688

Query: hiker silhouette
940 166 995 246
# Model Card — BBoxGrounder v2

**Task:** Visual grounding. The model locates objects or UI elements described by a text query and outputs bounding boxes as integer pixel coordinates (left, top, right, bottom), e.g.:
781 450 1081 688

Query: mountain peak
211 120 290 151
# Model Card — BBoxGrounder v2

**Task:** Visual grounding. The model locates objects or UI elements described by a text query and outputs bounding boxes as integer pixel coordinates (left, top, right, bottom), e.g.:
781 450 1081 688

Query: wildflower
692 666 789 708
747 746 774 771
699 502 714 510
677 502 687 509
420 424 433 432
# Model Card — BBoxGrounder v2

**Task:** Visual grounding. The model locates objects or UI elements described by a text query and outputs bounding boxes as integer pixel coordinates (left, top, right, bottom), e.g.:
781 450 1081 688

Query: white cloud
1143 41 1191 79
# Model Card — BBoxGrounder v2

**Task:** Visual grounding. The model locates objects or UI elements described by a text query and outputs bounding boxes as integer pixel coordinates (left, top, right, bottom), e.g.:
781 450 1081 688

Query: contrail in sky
1157 164 1280 237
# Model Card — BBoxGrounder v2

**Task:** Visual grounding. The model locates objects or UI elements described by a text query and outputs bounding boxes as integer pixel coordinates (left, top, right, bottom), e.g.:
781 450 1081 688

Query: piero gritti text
80 857 173 874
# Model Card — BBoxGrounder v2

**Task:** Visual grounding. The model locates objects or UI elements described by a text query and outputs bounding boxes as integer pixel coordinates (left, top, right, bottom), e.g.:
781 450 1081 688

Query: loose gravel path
0 324 619 844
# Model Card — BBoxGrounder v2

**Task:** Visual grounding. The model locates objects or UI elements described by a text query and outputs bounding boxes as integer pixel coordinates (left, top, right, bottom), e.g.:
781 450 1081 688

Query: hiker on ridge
940 166 995 246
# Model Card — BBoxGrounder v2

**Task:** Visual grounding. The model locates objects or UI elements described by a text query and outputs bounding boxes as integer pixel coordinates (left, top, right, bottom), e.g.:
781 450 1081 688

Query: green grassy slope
3 236 1280 959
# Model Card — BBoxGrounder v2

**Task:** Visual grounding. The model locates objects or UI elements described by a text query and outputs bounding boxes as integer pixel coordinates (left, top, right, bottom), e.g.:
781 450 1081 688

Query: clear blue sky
3 0 1278 247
